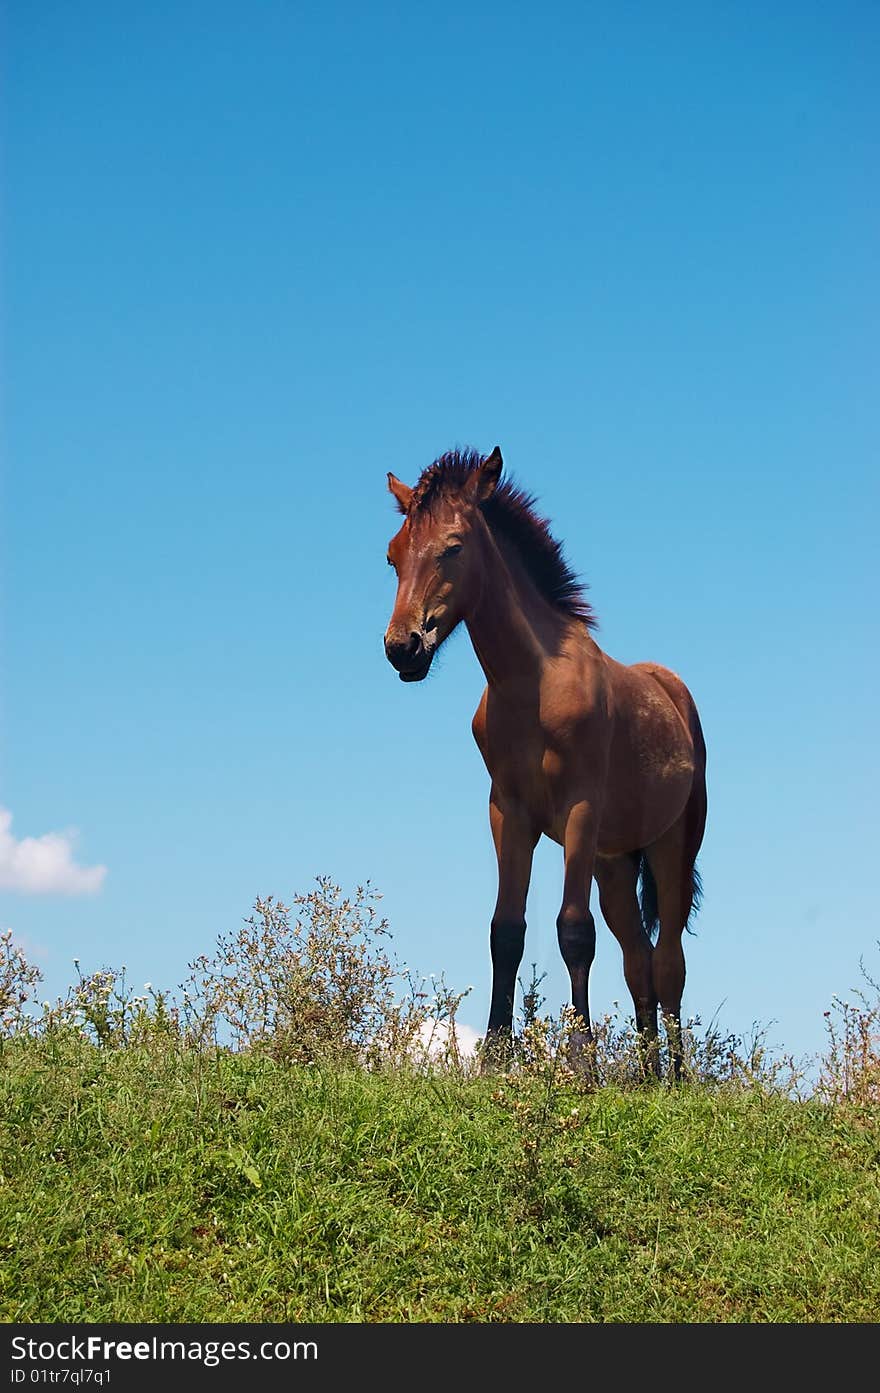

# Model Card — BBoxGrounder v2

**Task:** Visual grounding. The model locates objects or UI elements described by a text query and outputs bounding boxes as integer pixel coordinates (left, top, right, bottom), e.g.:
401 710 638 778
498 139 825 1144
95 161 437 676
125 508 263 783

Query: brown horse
383 446 706 1075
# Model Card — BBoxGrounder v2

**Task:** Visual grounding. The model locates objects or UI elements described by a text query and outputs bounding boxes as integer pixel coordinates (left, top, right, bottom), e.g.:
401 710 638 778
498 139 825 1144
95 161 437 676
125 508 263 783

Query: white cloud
415 1018 481 1061
0 807 106 896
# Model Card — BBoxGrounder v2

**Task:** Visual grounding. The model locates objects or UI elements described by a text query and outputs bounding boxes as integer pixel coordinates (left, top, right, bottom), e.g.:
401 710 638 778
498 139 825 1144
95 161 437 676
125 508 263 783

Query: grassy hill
2 1035 878 1323
2 890 878 1323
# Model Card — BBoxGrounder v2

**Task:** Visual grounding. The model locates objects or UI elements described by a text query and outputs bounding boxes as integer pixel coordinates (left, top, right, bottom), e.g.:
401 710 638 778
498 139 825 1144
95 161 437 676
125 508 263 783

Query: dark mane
408 448 596 628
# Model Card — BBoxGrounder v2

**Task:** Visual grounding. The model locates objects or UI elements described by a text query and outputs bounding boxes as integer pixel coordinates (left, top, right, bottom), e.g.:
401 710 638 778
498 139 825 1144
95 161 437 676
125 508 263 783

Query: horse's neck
464 527 569 689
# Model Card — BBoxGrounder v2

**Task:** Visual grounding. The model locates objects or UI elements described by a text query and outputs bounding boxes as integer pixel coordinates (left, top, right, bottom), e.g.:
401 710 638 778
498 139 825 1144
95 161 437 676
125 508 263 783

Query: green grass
1 1034 878 1323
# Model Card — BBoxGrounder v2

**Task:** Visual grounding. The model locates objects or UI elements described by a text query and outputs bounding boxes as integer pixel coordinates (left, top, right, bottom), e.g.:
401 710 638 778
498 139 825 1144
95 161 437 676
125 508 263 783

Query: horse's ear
387 473 413 514
472 446 503 504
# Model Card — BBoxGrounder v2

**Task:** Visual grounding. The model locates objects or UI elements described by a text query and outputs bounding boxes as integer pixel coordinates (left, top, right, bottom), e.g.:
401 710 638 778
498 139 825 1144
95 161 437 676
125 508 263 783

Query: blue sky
3 2 878 1065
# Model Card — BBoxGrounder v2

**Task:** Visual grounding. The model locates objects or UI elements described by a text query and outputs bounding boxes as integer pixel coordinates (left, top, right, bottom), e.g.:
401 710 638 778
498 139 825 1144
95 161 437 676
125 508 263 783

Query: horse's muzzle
384 631 434 682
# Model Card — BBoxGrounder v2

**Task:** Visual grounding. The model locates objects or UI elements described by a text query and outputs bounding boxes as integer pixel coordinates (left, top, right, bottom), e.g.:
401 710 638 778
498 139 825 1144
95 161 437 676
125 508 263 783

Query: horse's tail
686 703 707 930
637 844 703 941
638 708 707 941
637 852 660 942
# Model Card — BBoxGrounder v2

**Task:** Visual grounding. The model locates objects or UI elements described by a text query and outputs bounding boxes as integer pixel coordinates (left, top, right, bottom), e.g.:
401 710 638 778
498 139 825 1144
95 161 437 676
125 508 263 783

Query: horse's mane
404 448 596 628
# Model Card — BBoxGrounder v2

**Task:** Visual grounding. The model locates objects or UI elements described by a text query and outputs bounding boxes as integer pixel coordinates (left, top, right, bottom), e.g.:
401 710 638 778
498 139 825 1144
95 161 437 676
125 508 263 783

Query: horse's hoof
479 1034 512 1074
566 1030 597 1082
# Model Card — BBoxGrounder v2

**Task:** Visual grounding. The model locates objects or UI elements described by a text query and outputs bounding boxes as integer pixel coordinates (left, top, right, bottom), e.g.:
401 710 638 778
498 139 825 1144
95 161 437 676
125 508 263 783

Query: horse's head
383 447 502 681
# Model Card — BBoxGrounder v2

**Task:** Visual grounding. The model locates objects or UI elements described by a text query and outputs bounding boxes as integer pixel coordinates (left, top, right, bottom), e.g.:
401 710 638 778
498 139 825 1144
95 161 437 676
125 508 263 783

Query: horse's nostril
424 615 437 634
407 632 422 656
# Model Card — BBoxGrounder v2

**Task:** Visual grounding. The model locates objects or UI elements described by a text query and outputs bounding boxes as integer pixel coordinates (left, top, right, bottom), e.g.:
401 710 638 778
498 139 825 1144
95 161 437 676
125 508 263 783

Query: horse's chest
475 709 574 827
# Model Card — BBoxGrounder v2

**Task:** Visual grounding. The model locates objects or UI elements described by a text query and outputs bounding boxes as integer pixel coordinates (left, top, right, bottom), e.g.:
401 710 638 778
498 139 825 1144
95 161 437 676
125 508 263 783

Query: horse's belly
476 665 697 853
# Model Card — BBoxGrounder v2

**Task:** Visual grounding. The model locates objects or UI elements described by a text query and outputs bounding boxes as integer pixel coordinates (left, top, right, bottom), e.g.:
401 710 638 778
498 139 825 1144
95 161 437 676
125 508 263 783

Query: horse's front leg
557 800 598 1072
483 789 537 1067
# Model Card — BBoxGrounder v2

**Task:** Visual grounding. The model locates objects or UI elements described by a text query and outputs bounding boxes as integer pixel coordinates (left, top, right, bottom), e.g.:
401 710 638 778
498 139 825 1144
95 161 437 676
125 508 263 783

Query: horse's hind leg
594 854 660 1076
645 785 706 1080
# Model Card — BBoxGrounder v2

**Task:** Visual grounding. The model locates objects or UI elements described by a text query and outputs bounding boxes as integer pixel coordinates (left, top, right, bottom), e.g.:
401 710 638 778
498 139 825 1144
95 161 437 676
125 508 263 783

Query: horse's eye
442 544 462 559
